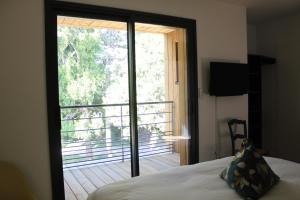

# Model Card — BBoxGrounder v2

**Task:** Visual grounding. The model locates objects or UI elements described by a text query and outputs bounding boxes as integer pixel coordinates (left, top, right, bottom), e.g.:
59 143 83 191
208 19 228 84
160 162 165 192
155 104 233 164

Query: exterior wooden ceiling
57 16 177 33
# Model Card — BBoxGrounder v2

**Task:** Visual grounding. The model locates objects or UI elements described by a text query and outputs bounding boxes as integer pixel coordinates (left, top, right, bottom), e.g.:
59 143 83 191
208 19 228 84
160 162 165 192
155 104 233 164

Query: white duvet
88 157 300 200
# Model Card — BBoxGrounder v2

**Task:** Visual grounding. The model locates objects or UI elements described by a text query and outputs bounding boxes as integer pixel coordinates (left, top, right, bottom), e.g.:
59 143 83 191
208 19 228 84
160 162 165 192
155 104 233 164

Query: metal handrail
60 100 174 109
61 111 172 122
63 144 173 161
60 121 172 133
62 131 172 147
61 101 175 168
62 140 173 156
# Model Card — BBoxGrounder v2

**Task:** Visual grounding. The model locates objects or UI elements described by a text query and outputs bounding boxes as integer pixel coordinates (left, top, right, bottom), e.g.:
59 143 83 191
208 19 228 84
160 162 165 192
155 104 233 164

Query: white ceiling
217 0 300 24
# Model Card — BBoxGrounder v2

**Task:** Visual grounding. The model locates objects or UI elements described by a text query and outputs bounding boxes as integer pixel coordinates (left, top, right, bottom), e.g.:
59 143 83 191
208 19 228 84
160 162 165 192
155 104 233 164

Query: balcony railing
60 101 175 169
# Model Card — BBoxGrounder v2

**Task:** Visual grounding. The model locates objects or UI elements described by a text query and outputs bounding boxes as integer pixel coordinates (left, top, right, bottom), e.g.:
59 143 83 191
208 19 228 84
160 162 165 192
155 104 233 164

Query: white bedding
88 157 300 200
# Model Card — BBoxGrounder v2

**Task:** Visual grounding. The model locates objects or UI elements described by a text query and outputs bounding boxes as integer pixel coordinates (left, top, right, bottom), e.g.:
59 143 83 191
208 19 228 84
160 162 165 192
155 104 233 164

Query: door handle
175 42 179 85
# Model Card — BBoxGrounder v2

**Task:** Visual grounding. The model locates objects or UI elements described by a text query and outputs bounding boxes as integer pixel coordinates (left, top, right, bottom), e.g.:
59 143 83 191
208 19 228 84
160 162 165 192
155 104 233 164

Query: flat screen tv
209 62 248 96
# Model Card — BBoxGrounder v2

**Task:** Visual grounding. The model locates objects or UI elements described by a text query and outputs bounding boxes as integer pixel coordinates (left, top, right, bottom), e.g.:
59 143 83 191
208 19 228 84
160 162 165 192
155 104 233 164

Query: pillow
220 145 280 200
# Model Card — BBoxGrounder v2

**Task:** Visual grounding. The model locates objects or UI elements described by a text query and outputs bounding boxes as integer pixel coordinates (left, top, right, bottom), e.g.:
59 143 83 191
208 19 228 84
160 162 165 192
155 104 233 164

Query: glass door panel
135 23 190 176
57 16 131 200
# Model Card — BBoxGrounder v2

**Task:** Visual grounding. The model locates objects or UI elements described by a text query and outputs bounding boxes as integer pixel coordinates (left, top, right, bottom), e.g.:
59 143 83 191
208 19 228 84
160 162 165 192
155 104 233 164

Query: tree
58 25 167 148
58 26 110 142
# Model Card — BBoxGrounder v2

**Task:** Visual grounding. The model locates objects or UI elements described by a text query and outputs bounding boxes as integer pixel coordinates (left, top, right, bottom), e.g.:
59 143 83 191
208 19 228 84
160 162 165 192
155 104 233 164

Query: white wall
0 0 247 199
256 13 300 162
247 24 257 54
0 1 52 199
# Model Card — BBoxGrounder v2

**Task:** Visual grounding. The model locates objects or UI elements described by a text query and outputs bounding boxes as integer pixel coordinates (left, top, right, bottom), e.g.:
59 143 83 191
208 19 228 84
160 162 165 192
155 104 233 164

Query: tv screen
209 62 248 96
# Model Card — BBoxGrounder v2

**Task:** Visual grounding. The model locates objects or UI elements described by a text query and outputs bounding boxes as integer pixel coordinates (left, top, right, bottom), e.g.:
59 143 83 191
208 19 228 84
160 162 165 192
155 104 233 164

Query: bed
88 157 300 200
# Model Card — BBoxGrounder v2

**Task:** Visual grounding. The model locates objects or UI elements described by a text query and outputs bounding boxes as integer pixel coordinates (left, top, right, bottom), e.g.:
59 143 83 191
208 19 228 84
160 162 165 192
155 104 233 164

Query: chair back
228 119 248 156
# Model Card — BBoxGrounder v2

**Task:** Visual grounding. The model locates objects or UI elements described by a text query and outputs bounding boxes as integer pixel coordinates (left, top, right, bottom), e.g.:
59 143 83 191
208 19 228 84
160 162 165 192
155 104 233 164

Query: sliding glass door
57 17 192 199
45 2 198 200
135 23 190 175
57 16 134 200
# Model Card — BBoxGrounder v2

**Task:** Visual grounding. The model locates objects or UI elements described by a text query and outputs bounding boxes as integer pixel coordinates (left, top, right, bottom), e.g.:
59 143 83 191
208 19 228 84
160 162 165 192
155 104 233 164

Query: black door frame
45 1 199 200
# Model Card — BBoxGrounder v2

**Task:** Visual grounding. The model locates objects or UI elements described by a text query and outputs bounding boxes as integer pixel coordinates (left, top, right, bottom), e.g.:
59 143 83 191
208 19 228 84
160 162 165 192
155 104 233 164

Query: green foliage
58 27 109 106
58 25 166 152
58 26 117 141
135 32 165 103
110 124 122 146
61 120 76 144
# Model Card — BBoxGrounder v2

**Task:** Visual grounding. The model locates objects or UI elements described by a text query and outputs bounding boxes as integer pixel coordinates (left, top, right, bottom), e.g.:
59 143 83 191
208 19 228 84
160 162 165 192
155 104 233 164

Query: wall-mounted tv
209 62 248 96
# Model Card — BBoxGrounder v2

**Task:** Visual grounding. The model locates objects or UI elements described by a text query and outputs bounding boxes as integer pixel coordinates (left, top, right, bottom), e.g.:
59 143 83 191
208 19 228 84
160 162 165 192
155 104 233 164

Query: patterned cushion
220 145 280 199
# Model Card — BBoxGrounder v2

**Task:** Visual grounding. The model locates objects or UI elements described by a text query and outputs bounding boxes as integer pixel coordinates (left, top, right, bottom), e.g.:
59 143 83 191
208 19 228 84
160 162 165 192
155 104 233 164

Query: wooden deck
64 153 180 200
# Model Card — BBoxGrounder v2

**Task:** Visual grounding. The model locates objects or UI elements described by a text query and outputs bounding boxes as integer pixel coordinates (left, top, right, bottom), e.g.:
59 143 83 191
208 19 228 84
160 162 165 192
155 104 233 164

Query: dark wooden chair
228 119 248 156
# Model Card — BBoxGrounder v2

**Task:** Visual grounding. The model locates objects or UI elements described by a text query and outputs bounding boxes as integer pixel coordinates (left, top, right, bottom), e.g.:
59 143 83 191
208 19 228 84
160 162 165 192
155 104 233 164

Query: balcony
64 153 179 200
61 101 180 200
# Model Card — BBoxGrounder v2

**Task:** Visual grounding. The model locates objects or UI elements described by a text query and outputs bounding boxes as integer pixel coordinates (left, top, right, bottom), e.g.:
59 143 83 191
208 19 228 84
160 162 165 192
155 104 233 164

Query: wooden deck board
166 154 180 163
146 156 173 169
155 155 180 167
110 163 131 179
64 153 179 200
114 161 131 174
64 181 77 200
64 170 88 200
80 167 106 188
140 157 167 171
98 164 125 182
71 169 97 194
139 161 157 175
108 163 130 179
88 166 114 184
